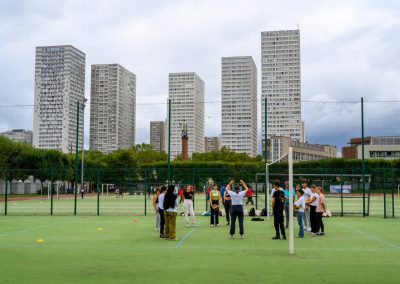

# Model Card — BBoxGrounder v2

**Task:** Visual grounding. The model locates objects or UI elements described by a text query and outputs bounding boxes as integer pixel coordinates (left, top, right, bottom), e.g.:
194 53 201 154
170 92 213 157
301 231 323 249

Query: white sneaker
210 224 214 227
230 235 234 239
307 228 311 232
240 235 244 239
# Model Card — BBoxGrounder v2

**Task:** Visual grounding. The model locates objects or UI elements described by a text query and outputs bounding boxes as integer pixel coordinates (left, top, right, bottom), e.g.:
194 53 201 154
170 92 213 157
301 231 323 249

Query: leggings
309 205 317 233
316 212 324 233
224 200 232 223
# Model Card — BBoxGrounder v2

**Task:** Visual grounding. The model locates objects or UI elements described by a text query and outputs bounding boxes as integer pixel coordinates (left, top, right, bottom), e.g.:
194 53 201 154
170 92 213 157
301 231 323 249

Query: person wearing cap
225 179 249 239
209 184 221 226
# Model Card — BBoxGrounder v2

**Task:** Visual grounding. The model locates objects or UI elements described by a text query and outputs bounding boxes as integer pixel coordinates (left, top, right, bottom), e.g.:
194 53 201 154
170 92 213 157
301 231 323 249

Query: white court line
0 221 67 238
175 221 201 249
336 221 400 251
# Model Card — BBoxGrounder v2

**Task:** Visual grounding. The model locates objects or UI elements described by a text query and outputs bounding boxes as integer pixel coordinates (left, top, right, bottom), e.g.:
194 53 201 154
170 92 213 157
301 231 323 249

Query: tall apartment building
168 72 204 159
150 121 166 152
204 136 221 152
33 45 85 153
261 30 303 157
221 56 257 157
89 64 136 153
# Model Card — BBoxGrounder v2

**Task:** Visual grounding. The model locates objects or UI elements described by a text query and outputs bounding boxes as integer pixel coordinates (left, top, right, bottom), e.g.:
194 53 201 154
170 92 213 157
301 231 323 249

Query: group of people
150 179 327 241
271 179 326 240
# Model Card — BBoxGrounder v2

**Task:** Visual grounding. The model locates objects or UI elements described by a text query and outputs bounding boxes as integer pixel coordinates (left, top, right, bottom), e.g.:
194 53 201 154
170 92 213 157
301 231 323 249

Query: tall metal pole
167 99 171 185
4 174 8 216
361 97 366 217
81 99 87 195
74 101 80 215
264 97 269 218
288 147 294 255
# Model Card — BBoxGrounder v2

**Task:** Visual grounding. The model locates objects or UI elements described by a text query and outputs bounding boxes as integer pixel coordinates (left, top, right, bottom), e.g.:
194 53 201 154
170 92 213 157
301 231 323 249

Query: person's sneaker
216 224 219 227
282 236 287 240
240 235 244 239
307 227 311 232
230 235 234 239
210 224 214 227
160 234 164 238
170 238 178 241
272 236 280 240
311 233 317 237
164 237 170 240
316 232 325 236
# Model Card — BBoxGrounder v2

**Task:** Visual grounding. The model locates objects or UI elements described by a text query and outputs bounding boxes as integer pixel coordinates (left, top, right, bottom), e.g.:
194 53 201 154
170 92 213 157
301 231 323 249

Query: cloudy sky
0 0 399 151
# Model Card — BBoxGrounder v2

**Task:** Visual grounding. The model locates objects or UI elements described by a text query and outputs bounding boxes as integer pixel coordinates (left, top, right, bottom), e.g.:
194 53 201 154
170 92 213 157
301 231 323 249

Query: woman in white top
294 188 306 238
225 179 249 239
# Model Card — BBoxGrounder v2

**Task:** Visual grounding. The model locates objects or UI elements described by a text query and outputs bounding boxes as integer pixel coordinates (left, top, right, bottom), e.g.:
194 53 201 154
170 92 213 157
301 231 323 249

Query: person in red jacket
178 187 184 204
245 186 254 205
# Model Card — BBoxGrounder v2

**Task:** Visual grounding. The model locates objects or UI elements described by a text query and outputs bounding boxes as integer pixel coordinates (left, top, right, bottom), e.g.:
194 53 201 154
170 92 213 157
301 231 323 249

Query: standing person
225 180 248 239
163 184 179 240
272 180 286 240
152 188 161 231
223 188 232 226
306 185 319 237
283 181 295 228
158 186 167 238
316 186 326 236
183 185 196 227
80 187 85 199
294 189 306 238
245 186 254 205
209 184 220 226
302 180 312 231
178 187 184 204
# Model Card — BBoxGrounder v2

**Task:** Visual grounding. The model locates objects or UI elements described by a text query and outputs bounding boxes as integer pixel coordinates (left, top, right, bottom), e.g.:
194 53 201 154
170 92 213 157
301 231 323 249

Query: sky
0 0 399 151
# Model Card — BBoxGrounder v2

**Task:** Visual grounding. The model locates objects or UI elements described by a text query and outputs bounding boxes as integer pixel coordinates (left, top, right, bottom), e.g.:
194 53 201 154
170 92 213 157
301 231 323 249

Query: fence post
361 97 366 217
340 171 344 217
50 169 54 215
74 101 80 215
383 171 387 219
97 169 100 216
391 169 395 218
144 169 147 216
4 173 8 216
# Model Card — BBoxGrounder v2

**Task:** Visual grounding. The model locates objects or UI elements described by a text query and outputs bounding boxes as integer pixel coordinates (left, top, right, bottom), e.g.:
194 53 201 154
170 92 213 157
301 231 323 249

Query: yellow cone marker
36 239 44 243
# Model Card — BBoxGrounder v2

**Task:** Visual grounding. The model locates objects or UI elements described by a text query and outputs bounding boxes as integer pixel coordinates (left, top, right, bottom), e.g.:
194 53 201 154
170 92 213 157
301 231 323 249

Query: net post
383 171 386 219
288 147 294 255
391 169 395 218
144 169 147 216
340 171 343 217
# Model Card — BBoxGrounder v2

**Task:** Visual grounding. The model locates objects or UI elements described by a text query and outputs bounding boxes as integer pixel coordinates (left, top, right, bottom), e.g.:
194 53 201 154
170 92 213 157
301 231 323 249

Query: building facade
204 136 221 152
89 64 136 153
269 136 337 162
261 30 304 157
0 129 33 144
33 45 85 153
342 136 400 159
168 72 204 159
150 121 166 152
221 56 257 157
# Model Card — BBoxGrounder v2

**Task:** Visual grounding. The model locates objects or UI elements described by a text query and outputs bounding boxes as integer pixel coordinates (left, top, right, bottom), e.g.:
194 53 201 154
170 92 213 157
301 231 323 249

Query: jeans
159 208 165 236
224 200 232 223
210 200 219 225
316 212 324 233
284 204 290 227
154 206 160 229
303 207 310 229
184 199 196 225
309 205 317 233
296 212 304 237
230 205 244 235
164 211 177 239
273 209 286 238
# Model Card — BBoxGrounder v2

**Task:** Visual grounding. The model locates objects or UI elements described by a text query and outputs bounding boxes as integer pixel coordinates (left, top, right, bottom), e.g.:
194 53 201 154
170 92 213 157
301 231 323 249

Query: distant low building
268 136 337 162
1 129 33 144
342 136 400 159
204 136 221 152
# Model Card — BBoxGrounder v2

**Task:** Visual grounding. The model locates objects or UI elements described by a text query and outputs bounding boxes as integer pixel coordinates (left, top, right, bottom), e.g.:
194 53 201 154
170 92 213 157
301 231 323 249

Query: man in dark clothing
272 180 286 240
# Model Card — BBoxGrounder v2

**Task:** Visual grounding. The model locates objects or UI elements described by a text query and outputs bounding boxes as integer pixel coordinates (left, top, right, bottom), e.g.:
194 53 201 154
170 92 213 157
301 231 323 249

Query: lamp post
81 98 87 193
